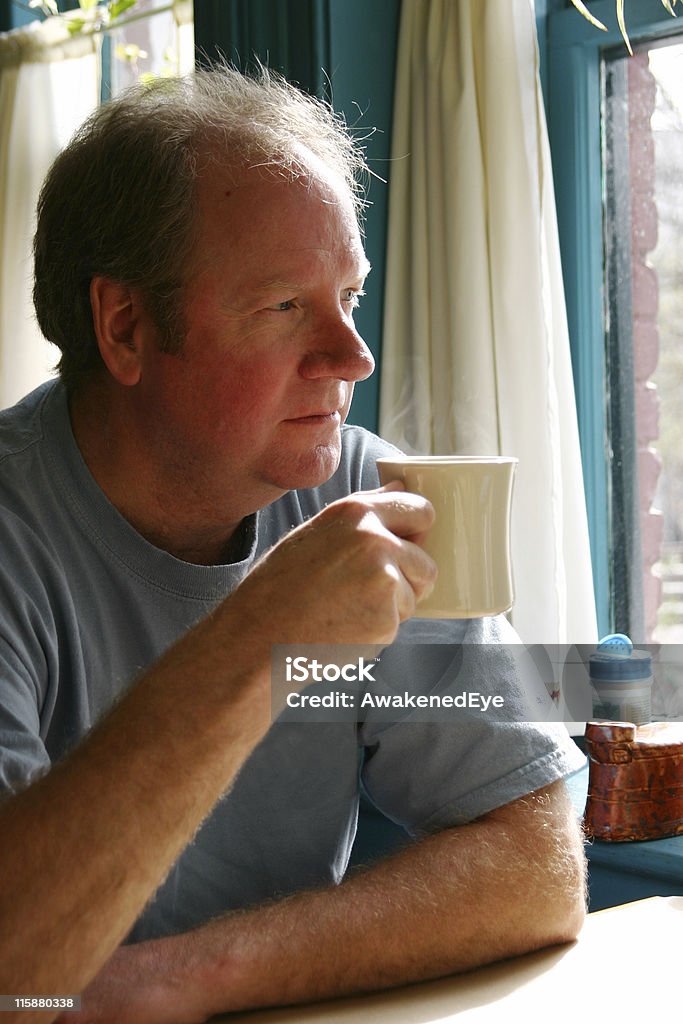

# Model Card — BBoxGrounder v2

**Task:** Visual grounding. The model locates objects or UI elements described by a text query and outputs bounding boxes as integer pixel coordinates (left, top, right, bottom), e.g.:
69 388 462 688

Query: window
4 1 194 95
603 39 683 644
546 0 683 643
101 0 194 97
0 1 194 408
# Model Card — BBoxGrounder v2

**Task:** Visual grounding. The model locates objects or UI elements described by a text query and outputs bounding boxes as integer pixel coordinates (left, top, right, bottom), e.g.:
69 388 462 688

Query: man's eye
270 300 294 312
342 289 365 309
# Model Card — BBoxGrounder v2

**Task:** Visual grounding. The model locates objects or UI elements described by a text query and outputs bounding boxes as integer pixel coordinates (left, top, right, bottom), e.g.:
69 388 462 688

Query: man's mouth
286 410 341 425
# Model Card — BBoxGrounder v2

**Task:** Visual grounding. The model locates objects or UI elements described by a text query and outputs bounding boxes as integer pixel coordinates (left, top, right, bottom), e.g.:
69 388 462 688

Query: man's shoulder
0 381 56 470
340 422 402 459
0 381 64 540
334 423 402 492
311 424 402 505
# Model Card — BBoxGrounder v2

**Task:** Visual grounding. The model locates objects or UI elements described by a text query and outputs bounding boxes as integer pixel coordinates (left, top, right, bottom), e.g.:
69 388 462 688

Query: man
0 67 586 1023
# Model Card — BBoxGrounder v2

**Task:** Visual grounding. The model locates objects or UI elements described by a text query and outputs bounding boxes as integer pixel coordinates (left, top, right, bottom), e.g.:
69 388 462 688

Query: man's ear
90 276 147 386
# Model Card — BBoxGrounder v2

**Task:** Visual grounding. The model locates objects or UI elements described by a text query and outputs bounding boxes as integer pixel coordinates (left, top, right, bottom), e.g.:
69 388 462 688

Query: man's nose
299 317 375 382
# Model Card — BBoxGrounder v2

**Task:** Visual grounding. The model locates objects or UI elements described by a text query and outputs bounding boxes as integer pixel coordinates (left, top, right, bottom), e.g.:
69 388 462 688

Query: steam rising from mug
376 456 518 619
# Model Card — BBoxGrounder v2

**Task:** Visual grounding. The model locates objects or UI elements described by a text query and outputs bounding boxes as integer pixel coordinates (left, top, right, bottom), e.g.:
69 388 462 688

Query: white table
213 896 683 1021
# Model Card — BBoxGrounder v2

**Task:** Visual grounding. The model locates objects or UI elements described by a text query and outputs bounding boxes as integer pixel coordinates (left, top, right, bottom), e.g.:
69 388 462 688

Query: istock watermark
284 655 378 685
271 642 683 725
271 643 543 725
271 645 382 722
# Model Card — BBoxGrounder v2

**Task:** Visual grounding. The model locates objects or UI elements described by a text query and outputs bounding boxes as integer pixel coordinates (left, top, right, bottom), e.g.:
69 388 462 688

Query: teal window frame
546 0 682 637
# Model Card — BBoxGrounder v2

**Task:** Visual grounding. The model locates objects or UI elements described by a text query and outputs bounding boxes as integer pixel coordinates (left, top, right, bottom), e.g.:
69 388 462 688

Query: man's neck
68 380 249 566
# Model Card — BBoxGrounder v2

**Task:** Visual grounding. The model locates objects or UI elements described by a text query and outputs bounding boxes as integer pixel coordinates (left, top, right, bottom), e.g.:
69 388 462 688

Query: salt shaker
589 634 652 726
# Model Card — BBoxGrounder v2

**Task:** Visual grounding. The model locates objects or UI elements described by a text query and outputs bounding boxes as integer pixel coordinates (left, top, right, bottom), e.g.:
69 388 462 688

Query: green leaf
616 0 633 54
108 0 138 21
66 16 86 33
569 0 607 32
78 0 98 11
570 0 678 52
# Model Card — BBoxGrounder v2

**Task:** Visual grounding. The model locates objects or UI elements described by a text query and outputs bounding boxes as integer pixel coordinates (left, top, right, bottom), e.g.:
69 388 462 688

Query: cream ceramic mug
376 455 518 619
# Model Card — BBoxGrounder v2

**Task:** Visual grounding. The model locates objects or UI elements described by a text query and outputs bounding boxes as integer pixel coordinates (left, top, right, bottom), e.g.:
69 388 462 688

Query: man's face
134 154 375 511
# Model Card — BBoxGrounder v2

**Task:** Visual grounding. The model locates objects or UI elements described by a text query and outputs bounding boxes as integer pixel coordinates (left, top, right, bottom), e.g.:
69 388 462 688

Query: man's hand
56 944 205 1024
230 484 438 646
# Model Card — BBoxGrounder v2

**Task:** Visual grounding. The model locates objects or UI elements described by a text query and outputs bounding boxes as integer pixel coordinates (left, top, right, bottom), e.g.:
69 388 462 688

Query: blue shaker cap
597 633 633 655
589 639 652 680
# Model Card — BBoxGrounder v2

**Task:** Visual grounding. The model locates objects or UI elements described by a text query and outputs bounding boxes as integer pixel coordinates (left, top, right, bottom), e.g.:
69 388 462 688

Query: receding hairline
150 65 369 206
180 145 370 293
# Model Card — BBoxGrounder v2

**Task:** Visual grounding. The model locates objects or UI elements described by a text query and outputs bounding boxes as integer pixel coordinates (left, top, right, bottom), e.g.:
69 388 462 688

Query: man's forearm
0 605 272 1021
125 780 586 1021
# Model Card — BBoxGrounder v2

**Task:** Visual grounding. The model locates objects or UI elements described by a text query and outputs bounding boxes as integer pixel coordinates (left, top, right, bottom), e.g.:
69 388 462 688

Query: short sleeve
0 642 50 793
0 510 67 796
359 616 586 835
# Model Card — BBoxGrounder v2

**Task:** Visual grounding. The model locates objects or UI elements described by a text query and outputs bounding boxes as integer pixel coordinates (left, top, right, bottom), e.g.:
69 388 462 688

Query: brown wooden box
584 720 683 842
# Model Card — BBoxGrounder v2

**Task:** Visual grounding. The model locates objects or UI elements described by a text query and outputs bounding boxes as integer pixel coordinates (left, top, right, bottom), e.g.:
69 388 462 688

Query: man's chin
268 440 343 493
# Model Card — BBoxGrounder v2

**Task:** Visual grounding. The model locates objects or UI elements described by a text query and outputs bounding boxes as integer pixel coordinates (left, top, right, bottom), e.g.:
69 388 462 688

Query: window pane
602 38 683 645
649 44 683 644
103 0 194 97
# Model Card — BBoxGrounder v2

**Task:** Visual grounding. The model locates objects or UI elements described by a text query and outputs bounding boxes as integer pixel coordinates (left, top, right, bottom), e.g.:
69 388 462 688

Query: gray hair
33 65 369 393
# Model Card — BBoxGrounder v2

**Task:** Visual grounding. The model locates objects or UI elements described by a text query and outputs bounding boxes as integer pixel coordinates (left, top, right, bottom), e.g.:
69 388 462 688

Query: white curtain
380 0 597 646
0 19 98 409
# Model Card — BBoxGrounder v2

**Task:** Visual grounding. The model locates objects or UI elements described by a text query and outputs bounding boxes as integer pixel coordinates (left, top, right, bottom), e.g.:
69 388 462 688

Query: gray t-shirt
0 382 584 940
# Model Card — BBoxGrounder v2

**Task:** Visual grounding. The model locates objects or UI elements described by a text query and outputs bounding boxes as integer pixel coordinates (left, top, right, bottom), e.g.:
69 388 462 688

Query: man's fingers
367 489 438 616
374 479 406 494
328 487 438 611
359 486 436 540
393 534 438 613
